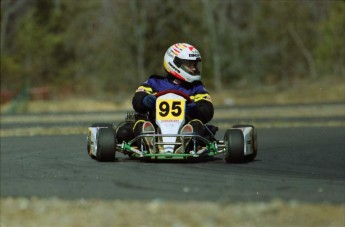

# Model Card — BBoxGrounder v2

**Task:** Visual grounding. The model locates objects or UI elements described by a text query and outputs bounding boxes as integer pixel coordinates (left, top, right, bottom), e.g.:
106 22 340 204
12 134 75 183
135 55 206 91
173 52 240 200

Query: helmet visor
174 57 202 76
181 60 202 75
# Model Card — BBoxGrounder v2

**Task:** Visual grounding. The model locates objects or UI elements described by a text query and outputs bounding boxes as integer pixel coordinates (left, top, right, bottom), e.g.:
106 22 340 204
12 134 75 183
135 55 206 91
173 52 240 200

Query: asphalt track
1 122 344 204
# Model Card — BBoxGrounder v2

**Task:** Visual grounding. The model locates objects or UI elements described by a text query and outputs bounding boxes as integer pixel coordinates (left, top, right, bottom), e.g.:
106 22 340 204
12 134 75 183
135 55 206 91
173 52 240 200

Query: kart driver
117 43 214 144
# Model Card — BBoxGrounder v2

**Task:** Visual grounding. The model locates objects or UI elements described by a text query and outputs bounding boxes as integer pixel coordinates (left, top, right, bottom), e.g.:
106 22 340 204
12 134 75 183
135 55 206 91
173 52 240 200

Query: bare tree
201 0 222 90
130 0 147 83
288 24 317 79
1 0 29 54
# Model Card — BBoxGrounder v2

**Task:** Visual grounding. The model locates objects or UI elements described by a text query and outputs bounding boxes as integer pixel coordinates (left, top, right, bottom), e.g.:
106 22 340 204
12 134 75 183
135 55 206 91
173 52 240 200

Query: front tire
224 129 245 163
96 127 116 162
232 124 257 162
87 123 114 157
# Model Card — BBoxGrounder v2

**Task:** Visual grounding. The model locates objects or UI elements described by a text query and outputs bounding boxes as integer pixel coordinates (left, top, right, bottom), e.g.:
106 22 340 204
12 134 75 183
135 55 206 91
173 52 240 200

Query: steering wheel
154 90 193 103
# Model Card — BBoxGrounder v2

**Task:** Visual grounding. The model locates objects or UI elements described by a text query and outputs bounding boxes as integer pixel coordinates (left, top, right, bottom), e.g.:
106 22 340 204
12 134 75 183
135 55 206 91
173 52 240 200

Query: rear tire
224 129 245 163
232 124 257 162
96 127 116 162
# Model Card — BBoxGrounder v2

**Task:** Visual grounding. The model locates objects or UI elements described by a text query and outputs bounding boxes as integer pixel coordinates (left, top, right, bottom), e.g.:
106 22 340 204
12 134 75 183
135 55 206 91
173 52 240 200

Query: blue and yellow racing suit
132 74 214 124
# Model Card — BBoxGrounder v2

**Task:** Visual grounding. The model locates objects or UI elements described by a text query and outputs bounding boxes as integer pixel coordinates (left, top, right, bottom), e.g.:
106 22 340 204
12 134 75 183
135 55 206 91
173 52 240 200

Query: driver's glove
186 102 197 116
143 94 156 109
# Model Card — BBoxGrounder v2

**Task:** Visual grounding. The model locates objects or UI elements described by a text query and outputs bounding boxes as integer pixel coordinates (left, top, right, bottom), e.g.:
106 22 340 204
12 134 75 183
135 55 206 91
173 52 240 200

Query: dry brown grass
1 197 344 227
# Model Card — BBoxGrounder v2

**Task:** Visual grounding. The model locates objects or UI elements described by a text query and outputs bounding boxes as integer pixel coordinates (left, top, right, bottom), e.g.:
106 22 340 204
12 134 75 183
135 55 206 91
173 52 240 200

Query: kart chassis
87 90 257 163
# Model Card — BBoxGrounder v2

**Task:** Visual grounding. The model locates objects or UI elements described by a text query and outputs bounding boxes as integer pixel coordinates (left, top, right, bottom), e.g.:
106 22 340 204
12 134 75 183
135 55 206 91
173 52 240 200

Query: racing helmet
163 43 202 83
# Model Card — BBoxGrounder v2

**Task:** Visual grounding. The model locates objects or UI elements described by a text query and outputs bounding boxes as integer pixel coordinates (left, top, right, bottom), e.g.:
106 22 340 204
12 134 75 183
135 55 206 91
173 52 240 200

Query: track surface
1 126 344 203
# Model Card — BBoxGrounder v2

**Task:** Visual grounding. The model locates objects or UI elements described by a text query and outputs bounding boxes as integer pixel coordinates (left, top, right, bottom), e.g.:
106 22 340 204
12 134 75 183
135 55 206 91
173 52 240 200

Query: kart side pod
223 125 257 163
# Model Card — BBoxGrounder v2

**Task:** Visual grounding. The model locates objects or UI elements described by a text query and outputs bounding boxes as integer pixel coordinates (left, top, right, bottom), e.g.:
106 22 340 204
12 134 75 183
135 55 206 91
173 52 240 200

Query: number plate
157 99 185 121
155 93 187 153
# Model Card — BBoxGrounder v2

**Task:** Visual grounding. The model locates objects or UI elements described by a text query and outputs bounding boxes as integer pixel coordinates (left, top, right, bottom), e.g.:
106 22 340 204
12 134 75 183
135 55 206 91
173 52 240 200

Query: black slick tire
96 127 116 162
224 129 245 163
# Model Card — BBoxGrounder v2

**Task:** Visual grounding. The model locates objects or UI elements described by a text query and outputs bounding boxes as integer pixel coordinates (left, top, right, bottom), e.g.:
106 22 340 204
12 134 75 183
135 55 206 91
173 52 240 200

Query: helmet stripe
173 47 180 53
170 70 185 81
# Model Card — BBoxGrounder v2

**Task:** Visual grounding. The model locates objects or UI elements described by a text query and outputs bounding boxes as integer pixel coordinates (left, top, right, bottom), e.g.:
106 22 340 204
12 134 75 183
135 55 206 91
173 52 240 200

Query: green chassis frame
117 132 226 159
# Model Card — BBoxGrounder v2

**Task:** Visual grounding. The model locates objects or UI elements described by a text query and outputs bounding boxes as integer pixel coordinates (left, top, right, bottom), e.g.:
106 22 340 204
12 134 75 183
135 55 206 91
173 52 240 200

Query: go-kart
87 90 257 163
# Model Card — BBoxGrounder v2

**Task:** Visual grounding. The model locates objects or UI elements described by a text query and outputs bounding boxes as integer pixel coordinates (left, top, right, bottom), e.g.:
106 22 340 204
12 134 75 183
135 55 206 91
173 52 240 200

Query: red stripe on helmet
170 70 185 81
173 48 180 53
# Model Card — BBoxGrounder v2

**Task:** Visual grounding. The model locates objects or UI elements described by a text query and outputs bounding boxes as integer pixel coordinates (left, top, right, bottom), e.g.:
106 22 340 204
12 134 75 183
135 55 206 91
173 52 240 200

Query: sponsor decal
189 53 200 57
161 120 180 122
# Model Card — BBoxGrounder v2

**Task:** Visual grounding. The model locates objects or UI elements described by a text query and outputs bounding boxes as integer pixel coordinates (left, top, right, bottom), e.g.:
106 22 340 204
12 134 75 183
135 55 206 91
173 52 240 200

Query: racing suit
132 74 214 124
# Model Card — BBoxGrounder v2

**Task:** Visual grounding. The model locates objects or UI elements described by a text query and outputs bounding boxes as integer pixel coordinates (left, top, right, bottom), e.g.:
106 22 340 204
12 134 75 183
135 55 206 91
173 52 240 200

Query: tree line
1 0 344 96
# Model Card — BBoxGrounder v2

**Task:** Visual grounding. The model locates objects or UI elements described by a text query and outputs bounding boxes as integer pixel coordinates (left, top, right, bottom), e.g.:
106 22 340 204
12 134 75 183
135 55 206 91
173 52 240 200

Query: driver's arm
188 97 214 124
132 76 161 113
132 91 151 113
